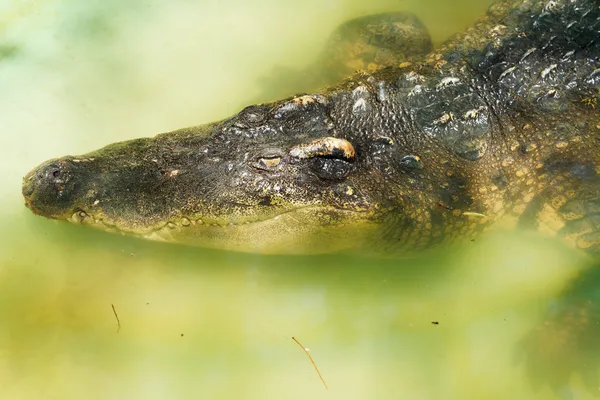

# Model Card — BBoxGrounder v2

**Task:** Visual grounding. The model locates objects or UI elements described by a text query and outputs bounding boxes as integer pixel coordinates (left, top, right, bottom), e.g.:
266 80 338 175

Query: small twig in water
111 303 121 333
292 336 328 390
437 201 453 211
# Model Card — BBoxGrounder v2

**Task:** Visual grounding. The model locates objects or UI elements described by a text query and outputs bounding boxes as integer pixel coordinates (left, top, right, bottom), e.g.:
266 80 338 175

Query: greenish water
0 0 595 399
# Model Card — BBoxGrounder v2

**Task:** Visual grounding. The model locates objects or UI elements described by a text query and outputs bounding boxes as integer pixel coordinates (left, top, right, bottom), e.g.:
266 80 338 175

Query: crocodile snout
22 159 78 218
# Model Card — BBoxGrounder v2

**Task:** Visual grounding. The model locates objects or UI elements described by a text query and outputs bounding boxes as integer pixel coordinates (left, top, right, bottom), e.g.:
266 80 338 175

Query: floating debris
437 201 453 211
292 337 328 390
111 303 121 333
462 211 487 218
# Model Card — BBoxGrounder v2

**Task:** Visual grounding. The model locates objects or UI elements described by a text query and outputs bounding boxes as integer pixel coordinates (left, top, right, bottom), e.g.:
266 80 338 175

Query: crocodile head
22 95 385 254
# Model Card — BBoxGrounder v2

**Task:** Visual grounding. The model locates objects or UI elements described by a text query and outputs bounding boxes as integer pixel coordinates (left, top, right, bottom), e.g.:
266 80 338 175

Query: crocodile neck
317 0 599 252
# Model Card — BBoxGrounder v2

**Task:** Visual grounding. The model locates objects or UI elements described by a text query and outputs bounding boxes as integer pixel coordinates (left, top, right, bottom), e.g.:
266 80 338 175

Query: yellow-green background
0 0 592 398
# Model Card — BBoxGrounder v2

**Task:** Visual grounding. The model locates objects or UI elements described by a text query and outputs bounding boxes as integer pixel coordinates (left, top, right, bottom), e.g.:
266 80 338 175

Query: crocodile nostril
22 159 78 217
42 164 62 181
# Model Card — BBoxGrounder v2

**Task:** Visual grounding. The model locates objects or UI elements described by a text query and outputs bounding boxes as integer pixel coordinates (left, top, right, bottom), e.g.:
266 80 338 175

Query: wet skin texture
22 0 600 391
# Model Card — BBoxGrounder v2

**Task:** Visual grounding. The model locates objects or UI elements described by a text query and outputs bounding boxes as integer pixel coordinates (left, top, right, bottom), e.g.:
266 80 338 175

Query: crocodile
21 0 600 390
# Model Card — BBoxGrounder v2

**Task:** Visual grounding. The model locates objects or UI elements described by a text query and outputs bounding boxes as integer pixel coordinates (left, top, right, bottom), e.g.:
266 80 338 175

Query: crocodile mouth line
69 205 368 236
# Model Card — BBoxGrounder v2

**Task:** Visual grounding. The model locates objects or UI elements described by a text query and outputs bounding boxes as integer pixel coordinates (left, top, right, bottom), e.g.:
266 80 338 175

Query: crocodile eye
257 156 281 170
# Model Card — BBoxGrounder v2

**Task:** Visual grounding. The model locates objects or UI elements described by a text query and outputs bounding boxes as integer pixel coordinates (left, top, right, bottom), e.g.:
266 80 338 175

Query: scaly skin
19 0 600 390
